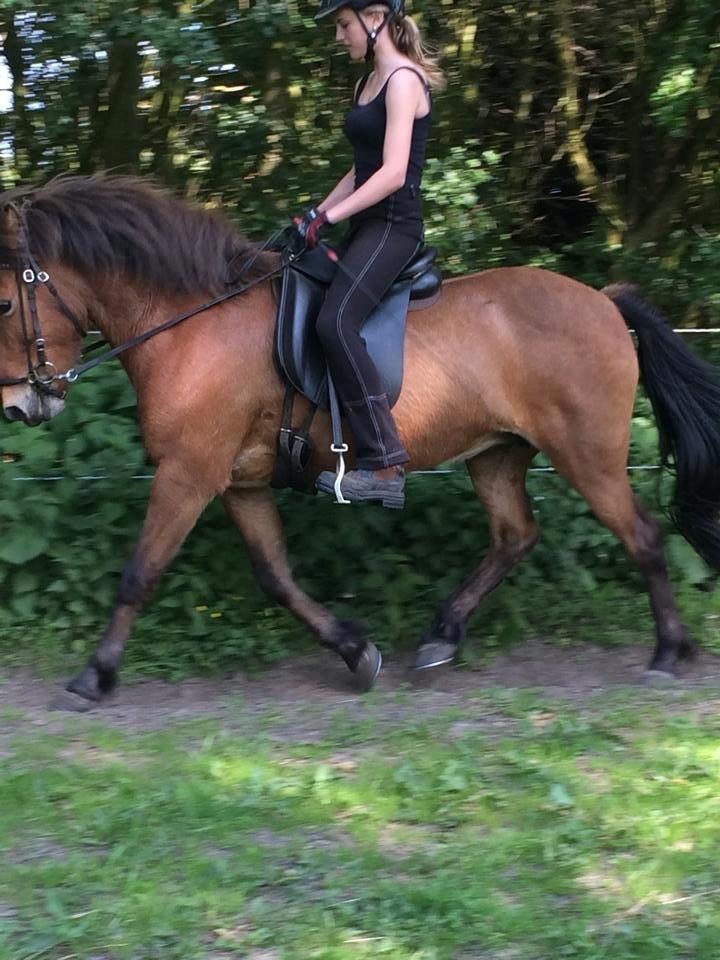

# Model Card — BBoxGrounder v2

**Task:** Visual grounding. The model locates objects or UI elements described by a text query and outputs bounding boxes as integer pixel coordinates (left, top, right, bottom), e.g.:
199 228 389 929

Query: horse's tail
602 282 720 570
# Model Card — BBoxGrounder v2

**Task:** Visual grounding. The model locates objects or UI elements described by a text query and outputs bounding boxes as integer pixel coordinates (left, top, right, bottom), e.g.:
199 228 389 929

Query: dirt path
3 640 720 742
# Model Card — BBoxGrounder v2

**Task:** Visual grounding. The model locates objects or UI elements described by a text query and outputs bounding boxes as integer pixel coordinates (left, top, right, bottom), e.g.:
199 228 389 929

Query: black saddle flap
275 264 411 410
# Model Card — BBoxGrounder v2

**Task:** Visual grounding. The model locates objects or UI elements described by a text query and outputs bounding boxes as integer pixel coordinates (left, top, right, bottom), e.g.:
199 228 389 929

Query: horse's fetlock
324 618 368 669
443 615 467 644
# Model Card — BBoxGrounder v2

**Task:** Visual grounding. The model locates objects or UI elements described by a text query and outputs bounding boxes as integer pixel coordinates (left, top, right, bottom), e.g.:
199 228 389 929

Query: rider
296 0 444 507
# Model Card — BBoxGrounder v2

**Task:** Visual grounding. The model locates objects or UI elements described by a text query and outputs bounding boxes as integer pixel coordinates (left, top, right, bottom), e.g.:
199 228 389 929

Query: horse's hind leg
221 486 381 690
551 451 694 676
416 441 539 668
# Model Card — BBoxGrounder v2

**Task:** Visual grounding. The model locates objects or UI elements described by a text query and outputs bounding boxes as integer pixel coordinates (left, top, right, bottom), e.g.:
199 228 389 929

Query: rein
59 261 282 384
0 203 286 391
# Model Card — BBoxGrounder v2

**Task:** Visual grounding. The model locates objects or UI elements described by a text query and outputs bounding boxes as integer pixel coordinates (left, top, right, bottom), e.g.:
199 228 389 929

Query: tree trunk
99 34 141 171
553 0 627 242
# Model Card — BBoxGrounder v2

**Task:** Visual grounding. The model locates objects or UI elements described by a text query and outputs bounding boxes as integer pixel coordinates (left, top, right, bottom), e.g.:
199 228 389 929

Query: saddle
271 243 442 492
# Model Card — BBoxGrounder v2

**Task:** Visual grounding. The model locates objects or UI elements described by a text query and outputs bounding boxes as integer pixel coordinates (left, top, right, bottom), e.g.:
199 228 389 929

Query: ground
3 641 720 960
4 639 720 736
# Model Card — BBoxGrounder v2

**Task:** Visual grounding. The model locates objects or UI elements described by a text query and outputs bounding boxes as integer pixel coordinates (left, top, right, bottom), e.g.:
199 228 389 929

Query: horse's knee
116 552 158 607
494 518 540 566
515 521 540 558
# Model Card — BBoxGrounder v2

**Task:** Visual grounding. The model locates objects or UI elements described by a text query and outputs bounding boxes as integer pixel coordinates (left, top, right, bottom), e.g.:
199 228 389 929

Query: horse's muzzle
4 403 42 425
1 384 65 426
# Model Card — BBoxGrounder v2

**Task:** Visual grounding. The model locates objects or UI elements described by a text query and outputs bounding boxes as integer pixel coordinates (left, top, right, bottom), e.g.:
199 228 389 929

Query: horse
1 175 720 710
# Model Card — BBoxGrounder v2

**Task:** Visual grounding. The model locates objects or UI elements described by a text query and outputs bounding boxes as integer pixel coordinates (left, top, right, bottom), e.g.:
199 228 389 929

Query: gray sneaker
316 468 405 509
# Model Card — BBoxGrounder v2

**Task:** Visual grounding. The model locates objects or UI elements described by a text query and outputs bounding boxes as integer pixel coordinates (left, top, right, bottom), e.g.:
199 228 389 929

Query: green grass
2 690 720 959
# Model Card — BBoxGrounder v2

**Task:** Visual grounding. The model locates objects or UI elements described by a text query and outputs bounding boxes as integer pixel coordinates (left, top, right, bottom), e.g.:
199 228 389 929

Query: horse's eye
0 298 14 316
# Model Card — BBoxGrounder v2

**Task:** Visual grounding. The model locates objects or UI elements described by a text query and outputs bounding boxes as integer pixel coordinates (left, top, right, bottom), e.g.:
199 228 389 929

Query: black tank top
343 66 431 227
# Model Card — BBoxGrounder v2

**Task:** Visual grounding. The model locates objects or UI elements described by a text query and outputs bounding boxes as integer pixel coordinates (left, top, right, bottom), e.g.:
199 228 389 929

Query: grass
1 688 720 959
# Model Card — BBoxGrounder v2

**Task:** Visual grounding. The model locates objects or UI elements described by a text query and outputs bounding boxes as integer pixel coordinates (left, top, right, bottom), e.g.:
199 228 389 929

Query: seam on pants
335 218 394 458
335 202 397 465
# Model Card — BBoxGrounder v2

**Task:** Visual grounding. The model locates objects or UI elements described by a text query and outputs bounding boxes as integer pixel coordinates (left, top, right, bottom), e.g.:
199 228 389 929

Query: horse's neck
91 282 182 374
96 276 181 336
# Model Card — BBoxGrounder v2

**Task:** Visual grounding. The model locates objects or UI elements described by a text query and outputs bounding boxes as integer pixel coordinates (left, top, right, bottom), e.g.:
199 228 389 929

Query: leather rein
0 200 285 396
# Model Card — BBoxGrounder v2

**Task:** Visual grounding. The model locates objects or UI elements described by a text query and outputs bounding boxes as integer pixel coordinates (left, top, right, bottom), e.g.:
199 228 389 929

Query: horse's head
0 202 89 426
0 173 272 427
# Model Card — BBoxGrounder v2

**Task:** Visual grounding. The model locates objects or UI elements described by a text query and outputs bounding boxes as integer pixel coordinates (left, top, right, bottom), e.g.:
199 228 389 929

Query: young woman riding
295 0 444 508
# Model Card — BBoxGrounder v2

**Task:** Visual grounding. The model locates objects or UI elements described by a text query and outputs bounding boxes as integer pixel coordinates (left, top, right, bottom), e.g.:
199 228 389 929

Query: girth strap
270 383 318 493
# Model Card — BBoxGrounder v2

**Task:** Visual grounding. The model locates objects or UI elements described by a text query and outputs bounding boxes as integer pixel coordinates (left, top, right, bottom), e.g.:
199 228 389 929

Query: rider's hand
293 207 330 250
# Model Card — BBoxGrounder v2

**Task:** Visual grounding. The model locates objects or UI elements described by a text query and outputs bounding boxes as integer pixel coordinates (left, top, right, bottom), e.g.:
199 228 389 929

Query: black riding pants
315 217 421 470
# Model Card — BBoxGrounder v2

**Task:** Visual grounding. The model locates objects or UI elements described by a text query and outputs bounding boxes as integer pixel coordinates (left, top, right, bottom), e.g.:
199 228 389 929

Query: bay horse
1 176 720 709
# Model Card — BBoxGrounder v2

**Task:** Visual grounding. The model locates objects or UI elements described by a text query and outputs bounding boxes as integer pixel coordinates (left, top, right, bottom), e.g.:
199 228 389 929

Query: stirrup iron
327 373 350 505
331 442 351 504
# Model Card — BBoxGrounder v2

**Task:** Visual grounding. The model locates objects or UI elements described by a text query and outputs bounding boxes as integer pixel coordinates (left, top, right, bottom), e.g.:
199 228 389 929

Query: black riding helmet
315 0 405 61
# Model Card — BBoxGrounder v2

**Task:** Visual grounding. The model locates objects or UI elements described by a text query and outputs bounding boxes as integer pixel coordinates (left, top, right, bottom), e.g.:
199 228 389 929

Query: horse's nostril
4 405 26 422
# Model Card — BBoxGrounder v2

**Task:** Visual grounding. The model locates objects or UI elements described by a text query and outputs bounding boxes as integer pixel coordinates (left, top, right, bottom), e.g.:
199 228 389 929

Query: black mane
0 175 273 296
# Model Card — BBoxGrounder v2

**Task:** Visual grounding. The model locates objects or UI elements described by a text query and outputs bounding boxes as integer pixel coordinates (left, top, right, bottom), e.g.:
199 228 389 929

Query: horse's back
417 265 631 340
398 265 639 465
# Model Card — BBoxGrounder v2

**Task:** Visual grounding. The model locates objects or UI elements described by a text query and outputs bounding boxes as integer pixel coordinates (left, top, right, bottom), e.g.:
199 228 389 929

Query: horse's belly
452 432 514 462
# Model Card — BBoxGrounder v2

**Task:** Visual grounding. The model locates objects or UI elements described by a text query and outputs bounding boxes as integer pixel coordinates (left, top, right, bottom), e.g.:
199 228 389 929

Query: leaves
0 528 48 565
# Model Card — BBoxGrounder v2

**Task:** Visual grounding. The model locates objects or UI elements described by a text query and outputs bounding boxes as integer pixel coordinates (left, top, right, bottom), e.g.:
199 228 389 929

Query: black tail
603 283 720 571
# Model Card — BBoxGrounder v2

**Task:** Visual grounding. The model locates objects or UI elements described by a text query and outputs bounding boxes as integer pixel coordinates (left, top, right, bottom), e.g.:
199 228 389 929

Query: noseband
0 200 87 398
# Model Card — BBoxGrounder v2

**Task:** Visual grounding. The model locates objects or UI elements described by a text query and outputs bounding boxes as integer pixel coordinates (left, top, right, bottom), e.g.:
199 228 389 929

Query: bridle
0 200 88 399
0 199 285 398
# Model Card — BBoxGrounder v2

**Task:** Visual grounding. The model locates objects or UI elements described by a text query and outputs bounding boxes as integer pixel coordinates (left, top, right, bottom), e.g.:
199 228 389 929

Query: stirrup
327 371 350 504
331 442 351 504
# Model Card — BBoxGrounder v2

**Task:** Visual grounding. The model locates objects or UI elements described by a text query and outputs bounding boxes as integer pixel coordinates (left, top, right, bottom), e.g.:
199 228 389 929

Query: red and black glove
293 206 330 250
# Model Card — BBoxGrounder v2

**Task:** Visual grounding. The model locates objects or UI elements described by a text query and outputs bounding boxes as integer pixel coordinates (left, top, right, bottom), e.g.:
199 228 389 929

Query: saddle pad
274 265 412 410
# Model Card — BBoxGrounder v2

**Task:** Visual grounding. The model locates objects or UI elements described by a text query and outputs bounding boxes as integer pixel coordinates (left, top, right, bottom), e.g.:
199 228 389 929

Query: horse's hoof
66 663 117 702
352 642 382 692
48 689 97 713
415 641 457 670
643 669 678 687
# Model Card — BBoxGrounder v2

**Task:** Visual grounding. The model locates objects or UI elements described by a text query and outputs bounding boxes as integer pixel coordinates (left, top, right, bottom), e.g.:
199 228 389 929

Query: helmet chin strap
355 9 392 61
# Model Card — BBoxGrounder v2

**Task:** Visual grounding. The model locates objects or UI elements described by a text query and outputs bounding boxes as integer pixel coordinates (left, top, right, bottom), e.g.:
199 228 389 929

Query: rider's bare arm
318 167 356 212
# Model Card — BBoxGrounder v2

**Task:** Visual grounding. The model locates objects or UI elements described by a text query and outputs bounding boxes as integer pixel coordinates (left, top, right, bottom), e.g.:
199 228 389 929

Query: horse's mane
0 175 274 296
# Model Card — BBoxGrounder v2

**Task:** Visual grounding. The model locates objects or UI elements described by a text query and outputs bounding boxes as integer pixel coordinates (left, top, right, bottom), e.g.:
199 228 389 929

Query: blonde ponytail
364 5 445 90
392 13 445 90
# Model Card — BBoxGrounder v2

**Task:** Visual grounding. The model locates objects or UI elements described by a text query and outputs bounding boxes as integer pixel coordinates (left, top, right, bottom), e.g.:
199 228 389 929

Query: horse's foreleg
64 463 212 705
222 486 381 690
416 442 539 668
